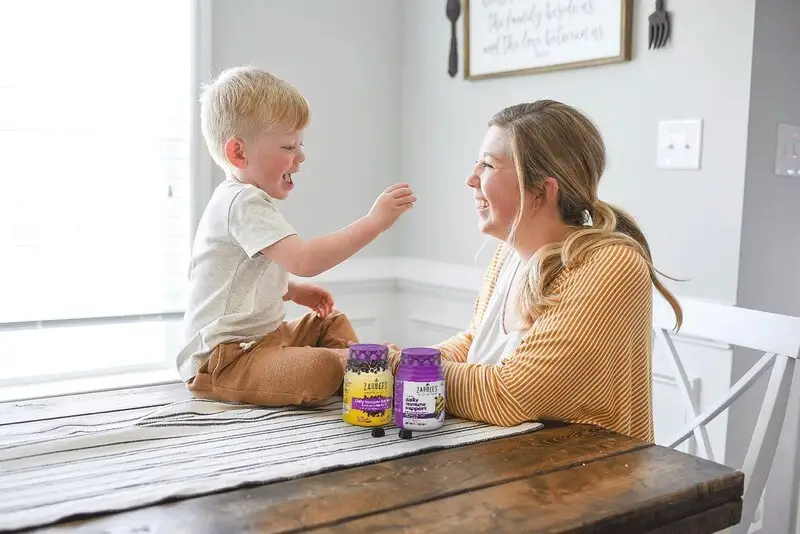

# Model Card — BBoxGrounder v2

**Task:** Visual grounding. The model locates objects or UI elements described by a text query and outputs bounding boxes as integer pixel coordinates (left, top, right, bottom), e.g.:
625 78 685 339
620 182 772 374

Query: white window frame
0 0 216 402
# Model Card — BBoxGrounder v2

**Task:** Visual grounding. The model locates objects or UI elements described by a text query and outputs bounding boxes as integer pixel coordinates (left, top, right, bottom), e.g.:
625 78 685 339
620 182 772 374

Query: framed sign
465 0 633 80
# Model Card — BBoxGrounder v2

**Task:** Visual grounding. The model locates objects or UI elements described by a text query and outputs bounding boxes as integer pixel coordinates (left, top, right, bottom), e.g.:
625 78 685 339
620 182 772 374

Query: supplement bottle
394 347 445 431
342 343 393 427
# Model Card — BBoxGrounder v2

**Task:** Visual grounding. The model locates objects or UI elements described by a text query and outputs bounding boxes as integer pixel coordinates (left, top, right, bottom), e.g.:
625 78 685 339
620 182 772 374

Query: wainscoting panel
651 334 733 463
284 277 395 345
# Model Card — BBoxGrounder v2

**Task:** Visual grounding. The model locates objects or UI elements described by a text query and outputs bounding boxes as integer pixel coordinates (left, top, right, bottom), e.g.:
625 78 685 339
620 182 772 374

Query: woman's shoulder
584 241 648 266
569 242 651 290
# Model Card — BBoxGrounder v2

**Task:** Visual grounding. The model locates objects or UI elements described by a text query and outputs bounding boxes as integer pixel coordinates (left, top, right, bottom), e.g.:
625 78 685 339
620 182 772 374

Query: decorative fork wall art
446 0 461 77
649 0 671 49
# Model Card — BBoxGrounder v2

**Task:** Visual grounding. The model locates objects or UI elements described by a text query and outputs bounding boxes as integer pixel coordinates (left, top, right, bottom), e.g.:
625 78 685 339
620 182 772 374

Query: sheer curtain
0 0 197 395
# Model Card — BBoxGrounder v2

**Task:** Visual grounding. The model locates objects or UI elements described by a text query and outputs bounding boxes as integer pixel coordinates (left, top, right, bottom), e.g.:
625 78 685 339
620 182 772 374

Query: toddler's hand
367 183 415 231
291 282 334 317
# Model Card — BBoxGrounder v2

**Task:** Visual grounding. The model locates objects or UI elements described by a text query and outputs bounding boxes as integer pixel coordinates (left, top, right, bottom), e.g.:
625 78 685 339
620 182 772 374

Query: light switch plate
775 122 800 176
656 119 703 170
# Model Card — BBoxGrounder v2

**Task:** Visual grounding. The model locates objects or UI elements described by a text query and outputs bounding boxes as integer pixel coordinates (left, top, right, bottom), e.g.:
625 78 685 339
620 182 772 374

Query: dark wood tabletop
4 385 744 534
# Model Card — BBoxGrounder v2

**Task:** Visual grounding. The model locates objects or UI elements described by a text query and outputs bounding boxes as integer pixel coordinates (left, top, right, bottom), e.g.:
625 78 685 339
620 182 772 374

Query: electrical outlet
656 119 704 170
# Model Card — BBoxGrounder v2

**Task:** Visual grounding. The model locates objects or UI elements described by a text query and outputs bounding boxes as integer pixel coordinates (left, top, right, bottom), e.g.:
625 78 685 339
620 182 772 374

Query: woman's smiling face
465 125 522 240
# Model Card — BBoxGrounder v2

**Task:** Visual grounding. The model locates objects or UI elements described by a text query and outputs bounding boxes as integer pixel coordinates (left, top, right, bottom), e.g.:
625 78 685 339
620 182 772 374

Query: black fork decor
446 0 461 77
648 0 670 49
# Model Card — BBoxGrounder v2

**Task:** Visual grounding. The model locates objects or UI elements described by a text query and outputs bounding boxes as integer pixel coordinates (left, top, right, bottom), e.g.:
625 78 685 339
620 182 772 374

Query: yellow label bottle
342 344 393 427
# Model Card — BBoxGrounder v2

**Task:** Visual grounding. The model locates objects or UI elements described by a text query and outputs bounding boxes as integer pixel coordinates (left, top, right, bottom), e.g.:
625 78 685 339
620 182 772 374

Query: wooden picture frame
464 0 633 80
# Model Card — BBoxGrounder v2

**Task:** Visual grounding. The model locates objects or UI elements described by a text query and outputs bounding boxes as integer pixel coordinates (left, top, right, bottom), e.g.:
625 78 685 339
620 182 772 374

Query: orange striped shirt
396 242 655 442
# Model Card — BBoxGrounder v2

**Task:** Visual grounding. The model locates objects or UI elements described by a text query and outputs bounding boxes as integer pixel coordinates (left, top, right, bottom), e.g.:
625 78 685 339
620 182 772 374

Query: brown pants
187 311 358 407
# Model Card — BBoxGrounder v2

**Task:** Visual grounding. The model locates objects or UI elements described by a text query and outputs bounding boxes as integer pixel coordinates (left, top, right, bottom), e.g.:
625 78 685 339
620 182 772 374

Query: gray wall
738 0 800 314
210 0 403 257
397 0 755 304
734 0 800 532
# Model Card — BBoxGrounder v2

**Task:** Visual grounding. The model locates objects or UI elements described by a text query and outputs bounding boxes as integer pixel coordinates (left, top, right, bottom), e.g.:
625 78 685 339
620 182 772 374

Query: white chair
653 296 800 534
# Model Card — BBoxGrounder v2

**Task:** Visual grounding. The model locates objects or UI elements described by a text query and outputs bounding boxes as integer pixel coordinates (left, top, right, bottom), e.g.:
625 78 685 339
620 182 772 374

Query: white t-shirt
176 179 297 381
466 252 527 366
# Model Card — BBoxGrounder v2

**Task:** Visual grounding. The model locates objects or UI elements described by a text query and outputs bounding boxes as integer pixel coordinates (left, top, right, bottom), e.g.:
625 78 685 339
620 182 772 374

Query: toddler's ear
224 138 248 170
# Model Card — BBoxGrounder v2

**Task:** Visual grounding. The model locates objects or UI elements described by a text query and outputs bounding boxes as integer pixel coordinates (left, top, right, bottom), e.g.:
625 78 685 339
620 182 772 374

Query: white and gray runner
0 397 542 531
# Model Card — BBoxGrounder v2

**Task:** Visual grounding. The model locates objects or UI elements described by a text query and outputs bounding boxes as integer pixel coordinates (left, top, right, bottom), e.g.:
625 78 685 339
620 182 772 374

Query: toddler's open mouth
283 173 294 189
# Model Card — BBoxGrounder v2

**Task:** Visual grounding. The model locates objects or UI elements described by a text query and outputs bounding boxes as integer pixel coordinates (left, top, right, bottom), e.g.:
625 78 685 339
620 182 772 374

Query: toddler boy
177 66 415 406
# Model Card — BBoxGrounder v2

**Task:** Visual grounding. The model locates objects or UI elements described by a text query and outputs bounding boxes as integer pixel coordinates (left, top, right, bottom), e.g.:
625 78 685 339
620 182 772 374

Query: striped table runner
0 397 542 531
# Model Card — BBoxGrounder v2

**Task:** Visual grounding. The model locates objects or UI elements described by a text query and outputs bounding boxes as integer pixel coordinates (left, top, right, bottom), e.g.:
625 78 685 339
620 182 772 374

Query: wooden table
3 385 744 533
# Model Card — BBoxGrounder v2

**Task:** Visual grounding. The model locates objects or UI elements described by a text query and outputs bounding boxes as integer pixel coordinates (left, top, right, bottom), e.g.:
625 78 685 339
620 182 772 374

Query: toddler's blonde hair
199 66 311 173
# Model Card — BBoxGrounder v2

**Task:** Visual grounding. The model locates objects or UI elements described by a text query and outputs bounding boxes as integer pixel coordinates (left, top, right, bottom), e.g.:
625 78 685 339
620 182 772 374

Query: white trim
189 0 215 243
0 369 181 403
409 317 463 336
0 312 183 332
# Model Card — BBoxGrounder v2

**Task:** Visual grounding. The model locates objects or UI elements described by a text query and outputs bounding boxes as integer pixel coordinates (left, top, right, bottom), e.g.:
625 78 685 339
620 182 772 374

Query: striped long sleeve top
400 242 655 442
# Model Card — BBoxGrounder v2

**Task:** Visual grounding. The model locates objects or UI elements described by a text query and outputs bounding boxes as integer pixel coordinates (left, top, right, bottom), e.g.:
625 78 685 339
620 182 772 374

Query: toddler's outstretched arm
262 183 415 277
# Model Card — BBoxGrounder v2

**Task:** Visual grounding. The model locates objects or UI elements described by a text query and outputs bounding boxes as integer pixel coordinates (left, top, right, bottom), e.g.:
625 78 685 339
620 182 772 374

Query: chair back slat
652 295 800 534
653 294 800 358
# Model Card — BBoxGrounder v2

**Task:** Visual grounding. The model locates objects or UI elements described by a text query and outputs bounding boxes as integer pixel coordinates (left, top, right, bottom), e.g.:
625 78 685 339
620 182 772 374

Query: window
0 0 199 398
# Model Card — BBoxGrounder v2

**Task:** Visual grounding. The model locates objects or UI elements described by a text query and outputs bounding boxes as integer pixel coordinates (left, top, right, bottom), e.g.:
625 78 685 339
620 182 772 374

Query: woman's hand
288 281 334 317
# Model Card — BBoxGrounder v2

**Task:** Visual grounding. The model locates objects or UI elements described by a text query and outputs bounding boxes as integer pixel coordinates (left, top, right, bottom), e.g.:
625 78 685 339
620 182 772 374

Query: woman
392 101 682 442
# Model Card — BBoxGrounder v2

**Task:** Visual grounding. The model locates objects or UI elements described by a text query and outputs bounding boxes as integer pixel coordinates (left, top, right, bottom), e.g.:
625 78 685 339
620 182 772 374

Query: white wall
398 0 755 304
210 0 403 258
734 0 800 532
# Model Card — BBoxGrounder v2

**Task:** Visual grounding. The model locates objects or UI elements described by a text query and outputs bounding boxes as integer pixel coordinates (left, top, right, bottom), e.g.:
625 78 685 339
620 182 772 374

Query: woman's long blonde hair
490 101 682 331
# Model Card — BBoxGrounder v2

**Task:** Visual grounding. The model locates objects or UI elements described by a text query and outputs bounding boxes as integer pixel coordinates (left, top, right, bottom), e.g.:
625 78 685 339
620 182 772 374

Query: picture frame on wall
465 0 633 80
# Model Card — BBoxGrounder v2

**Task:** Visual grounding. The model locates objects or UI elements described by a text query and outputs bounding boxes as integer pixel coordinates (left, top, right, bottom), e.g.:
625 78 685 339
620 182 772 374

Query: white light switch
656 119 703 170
775 122 800 176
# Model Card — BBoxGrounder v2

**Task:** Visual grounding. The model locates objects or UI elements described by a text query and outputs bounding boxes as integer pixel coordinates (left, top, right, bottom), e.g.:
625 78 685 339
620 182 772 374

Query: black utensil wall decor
648 0 670 49
446 0 461 77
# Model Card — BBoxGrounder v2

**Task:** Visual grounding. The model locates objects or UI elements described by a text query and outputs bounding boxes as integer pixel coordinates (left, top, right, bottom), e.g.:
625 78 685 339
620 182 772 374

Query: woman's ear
542 177 560 204
525 178 558 213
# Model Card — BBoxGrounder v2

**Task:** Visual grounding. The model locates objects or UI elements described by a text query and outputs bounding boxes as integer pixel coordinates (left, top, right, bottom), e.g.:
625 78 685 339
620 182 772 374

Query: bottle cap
348 343 389 361
399 347 441 367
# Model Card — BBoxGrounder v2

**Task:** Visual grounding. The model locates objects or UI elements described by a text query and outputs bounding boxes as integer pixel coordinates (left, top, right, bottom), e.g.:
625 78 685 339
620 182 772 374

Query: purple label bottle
394 347 445 431
343 344 393 427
